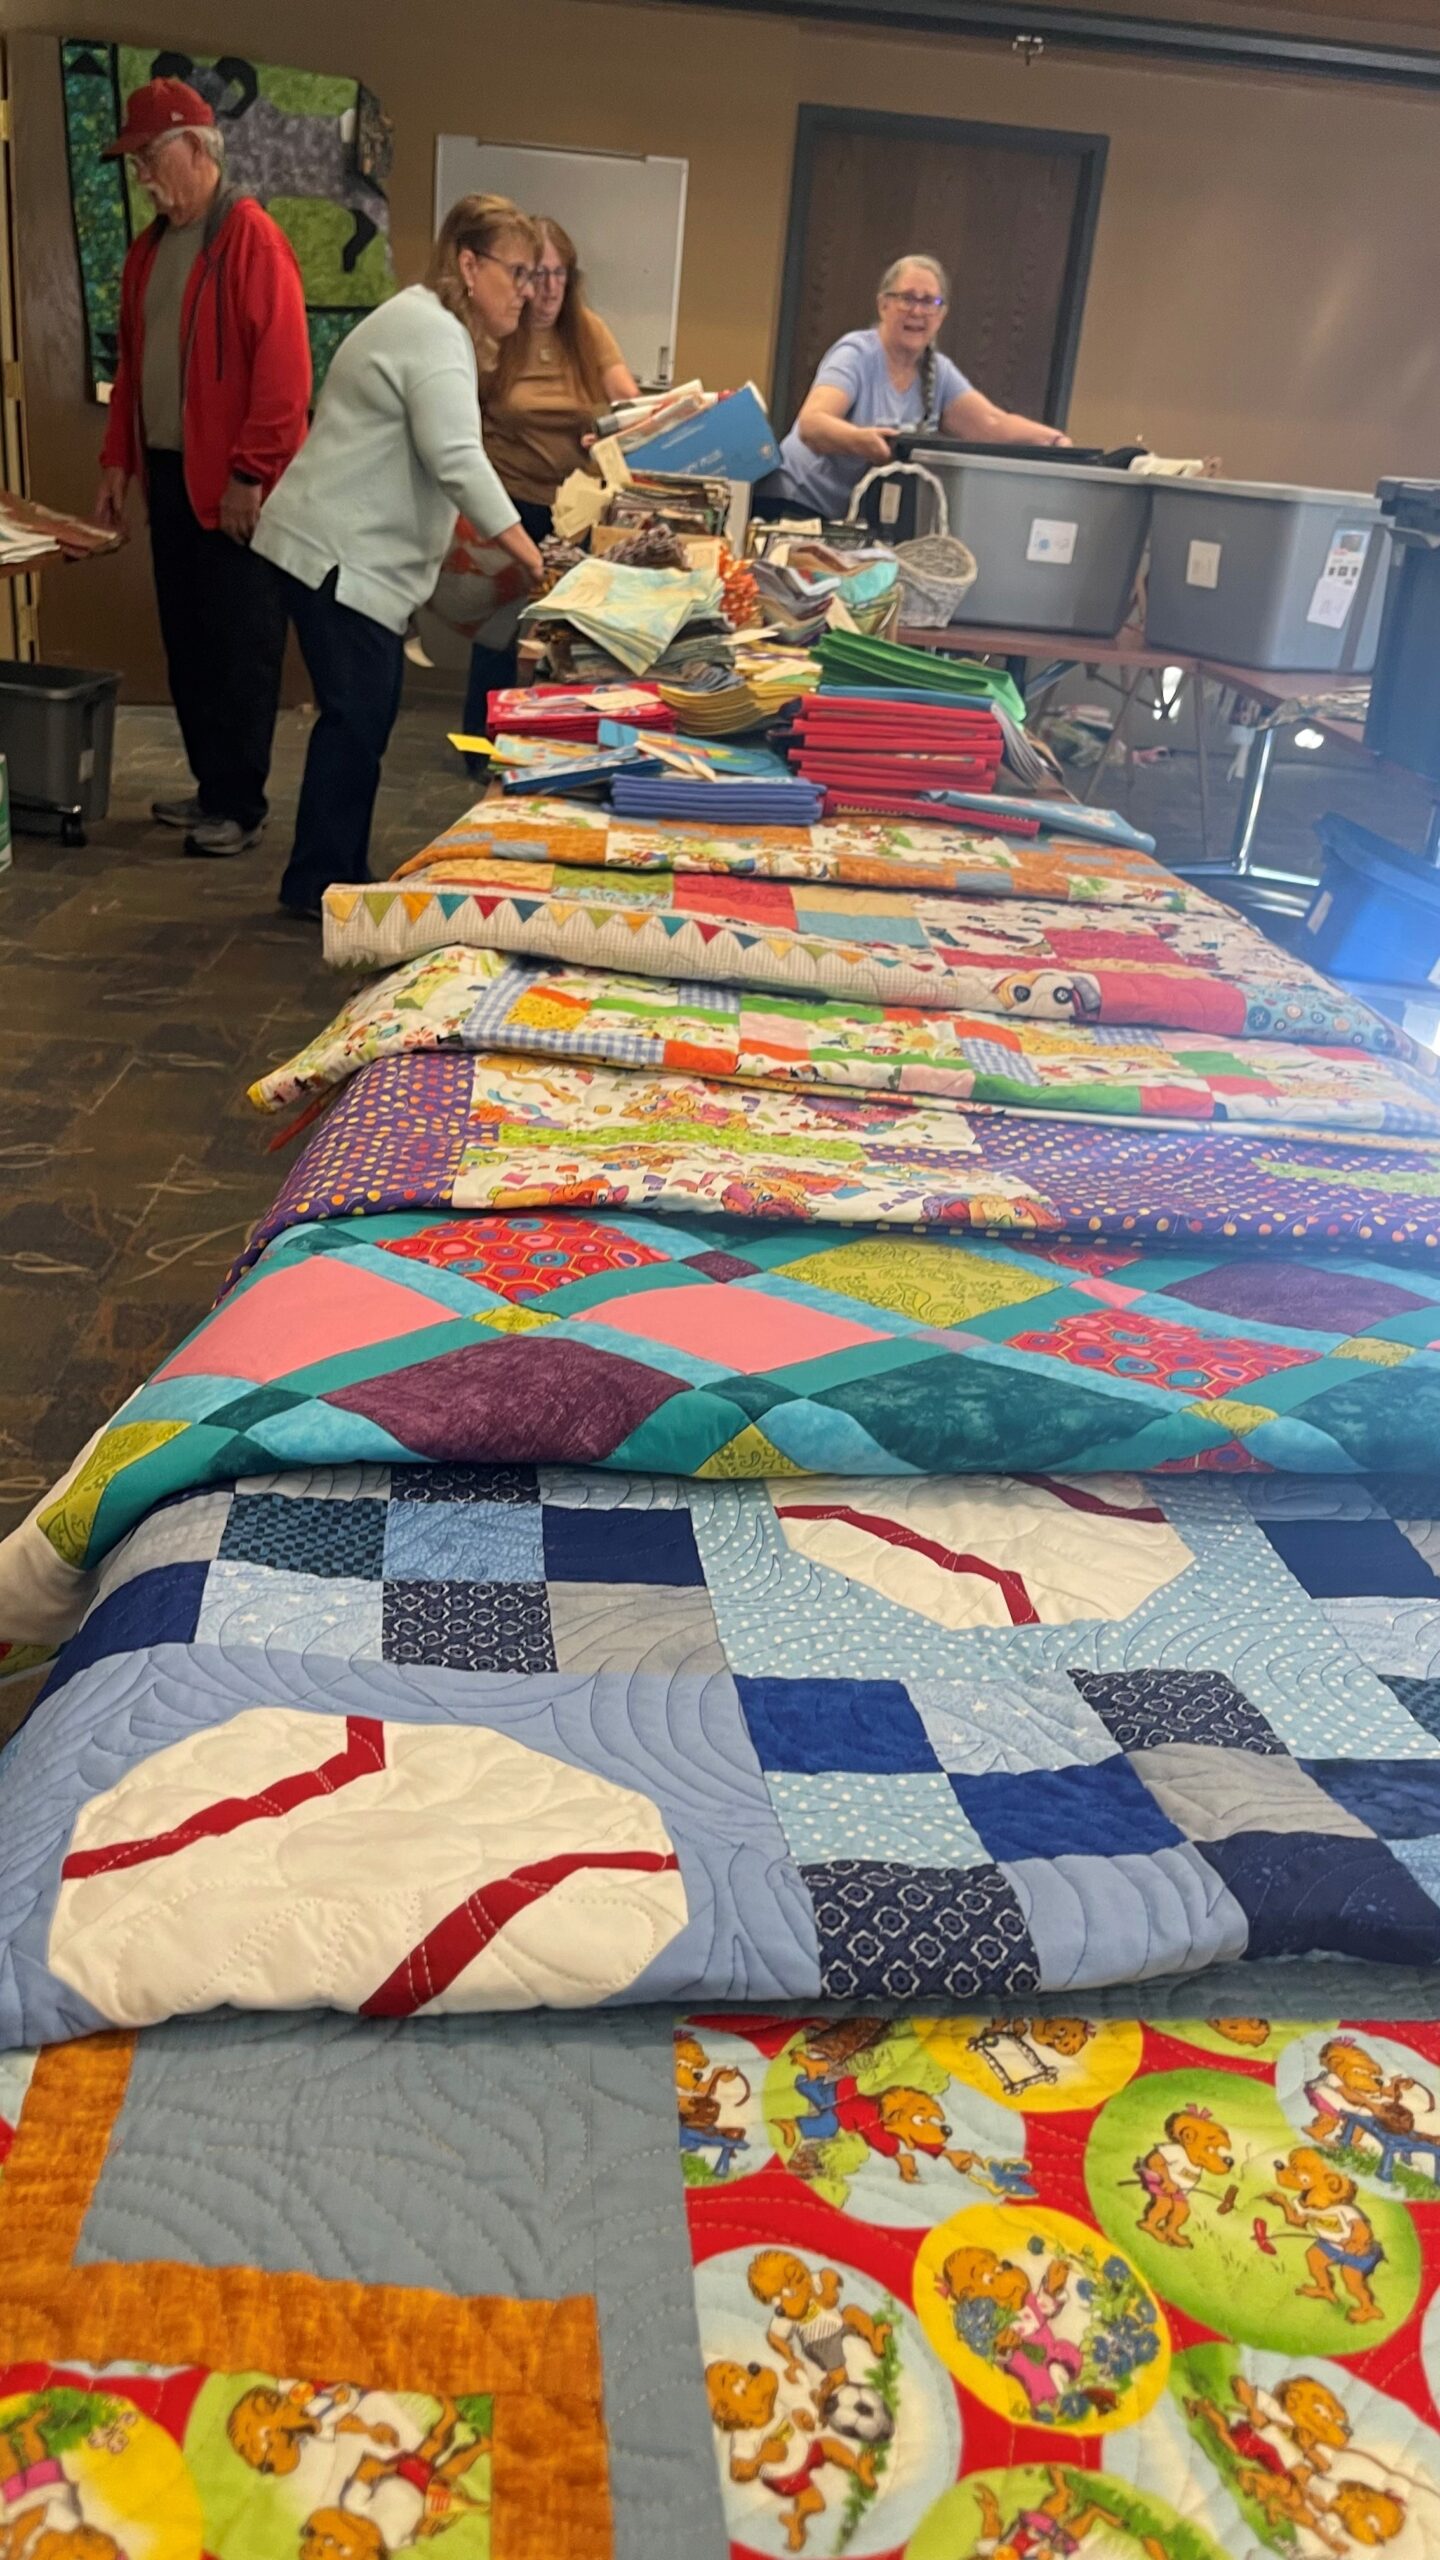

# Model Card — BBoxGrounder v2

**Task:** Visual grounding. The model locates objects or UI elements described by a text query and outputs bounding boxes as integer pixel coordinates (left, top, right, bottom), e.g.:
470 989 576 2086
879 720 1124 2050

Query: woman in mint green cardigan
255 195 545 920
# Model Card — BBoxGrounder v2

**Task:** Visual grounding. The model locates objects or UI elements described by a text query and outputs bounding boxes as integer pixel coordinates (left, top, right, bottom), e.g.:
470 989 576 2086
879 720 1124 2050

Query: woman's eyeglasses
478 253 540 290
532 264 569 286
883 289 946 312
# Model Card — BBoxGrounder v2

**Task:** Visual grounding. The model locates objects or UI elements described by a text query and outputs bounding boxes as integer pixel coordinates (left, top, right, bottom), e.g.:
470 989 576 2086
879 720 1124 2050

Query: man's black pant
276 567 405 907
146 449 287 830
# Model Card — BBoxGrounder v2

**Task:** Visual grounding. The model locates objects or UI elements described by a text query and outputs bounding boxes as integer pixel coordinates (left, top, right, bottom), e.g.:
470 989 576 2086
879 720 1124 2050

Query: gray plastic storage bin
896 449 1152 635
0 660 119 844
1144 480 1390 672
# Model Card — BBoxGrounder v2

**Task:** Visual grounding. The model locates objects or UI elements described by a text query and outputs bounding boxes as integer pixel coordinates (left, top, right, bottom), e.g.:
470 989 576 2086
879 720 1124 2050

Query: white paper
1027 517 1078 566
1186 539 1222 590
1307 526 1371 630
1306 888 1333 936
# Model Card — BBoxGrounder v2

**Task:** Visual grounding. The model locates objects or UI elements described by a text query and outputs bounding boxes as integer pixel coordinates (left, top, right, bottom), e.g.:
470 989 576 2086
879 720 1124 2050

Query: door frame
771 101 1108 433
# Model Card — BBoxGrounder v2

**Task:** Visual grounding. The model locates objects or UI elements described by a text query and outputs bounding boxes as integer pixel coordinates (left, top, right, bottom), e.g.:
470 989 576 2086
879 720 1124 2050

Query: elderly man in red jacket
94 78 310 858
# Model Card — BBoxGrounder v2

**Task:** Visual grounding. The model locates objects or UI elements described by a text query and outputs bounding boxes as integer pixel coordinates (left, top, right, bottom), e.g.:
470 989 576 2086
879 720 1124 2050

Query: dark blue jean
460 498 552 764
275 567 406 905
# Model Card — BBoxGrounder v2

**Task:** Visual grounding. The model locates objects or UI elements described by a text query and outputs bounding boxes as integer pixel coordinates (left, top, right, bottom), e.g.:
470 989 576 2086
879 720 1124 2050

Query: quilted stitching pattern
8 1466 1440 2046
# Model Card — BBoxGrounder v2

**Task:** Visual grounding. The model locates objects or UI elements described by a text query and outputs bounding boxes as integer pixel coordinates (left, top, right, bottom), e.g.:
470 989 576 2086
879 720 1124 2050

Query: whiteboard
434 139 687 387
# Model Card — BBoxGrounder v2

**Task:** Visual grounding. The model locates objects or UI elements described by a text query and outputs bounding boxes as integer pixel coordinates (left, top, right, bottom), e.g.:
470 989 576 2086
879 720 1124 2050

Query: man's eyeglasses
883 290 946 312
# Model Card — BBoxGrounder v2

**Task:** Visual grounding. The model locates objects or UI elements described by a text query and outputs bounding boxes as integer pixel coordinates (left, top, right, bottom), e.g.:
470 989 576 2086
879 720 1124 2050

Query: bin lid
1377 479 1440 533
1151 476 1380 510
896 435 1144 470
894 447 1152 488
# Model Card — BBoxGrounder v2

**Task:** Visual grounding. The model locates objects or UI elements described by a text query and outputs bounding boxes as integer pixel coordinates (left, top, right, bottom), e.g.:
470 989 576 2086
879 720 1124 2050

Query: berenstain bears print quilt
13 2002 1440 2560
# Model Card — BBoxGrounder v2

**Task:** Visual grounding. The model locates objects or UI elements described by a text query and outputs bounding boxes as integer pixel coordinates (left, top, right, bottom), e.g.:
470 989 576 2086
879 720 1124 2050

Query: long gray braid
919 342 939 431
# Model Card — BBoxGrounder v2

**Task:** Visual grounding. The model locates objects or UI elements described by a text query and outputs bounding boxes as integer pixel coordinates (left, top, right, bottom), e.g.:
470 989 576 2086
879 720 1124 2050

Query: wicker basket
849 462 978 626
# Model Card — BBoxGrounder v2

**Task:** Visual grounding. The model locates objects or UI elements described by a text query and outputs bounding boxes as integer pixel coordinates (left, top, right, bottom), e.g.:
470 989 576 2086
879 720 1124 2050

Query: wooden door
775 105 1106 435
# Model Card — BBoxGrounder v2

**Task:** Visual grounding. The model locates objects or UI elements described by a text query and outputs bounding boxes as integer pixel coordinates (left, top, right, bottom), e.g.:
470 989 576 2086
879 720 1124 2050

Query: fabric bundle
519 558 725 680
657 644 821 737
482 682 671 741
608 736 824 826
788 693 1006 814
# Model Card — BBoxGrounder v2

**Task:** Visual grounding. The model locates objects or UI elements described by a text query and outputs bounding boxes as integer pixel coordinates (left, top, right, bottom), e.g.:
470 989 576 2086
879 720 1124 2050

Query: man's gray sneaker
151 794 204 829
183 816 265 858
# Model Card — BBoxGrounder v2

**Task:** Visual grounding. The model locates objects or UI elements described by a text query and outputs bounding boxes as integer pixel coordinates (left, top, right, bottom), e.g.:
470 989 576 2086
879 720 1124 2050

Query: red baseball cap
101 77 215 160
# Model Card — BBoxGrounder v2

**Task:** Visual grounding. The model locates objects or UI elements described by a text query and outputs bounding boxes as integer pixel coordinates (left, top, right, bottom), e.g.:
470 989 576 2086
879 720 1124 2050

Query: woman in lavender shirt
774 252 1068 519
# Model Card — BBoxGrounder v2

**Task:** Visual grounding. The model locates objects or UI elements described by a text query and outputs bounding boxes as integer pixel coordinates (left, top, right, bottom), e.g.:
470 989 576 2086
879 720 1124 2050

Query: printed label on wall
1186 539 1222 589
1307 525 1372 629
1027 518 1078 566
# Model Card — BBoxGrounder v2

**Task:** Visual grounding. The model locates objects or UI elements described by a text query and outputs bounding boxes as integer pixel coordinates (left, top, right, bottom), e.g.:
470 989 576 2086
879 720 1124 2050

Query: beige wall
7 0 1440 522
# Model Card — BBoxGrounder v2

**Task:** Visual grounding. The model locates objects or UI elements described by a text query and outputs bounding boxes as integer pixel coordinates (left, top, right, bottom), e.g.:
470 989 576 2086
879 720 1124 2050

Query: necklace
535 328 556 365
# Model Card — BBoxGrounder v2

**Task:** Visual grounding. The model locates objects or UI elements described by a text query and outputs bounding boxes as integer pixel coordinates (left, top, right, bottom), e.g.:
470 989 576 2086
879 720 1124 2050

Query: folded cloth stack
794 627 1085 822
483 682 671 741
519 558 727 681
607 731 825 824
657 643 821 737
787 691 1006 813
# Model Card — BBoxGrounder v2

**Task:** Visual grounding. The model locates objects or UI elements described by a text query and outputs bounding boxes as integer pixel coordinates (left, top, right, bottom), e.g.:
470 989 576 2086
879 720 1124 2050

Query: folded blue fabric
609 777 825 822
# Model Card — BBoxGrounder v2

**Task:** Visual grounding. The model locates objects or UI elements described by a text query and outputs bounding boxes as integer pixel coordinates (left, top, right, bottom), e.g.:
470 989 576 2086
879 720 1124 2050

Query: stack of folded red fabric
784 693 1010 825
485 683 672 742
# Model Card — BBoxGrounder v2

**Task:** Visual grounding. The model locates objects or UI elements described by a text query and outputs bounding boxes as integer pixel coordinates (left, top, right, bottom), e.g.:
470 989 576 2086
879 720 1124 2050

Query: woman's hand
499 521 546 586
850 425 897 467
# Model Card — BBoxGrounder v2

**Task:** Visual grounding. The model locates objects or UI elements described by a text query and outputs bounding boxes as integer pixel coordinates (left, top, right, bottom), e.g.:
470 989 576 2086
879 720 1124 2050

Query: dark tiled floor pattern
0 697 467 1572
0 693 1427 1594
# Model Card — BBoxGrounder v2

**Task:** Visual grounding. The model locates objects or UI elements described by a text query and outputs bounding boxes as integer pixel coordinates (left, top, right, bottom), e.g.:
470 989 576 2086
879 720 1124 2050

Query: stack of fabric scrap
14 771 1440 2560
747 539 901 646
657 642 820 737
493 734 668 798
521 556 733 684
483 681 671 741
608 734 825 825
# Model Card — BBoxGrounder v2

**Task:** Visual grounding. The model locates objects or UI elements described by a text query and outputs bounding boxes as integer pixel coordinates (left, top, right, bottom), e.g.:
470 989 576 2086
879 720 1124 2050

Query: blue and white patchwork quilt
6 1457 1440 2049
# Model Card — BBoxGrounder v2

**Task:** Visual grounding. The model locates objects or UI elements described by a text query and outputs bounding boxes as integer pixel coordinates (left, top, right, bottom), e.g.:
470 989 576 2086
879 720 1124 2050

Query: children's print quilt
9 1207 1440 1660
249 948 1440 1136
12 1996 1440 2560
398 798 1193 908
244 1051 1440 1262
320 862 1415 1054
9 1458 1440 2052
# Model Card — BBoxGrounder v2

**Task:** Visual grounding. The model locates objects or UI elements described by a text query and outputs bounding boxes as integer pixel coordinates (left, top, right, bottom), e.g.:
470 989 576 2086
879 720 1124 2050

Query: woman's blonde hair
426 194 541 333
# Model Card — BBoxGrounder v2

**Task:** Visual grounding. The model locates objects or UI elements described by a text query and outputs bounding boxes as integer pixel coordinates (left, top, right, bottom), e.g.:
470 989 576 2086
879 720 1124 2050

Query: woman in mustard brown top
464 217 638 724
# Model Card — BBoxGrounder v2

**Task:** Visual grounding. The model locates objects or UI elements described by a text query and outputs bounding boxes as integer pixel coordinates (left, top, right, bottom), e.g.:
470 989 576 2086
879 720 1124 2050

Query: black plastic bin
0 660 119 845
1366 481 1440 790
